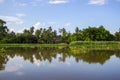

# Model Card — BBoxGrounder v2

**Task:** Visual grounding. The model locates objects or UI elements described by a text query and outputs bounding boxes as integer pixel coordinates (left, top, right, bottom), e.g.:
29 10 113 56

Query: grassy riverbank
0 43 68 48
69 41 120 50
0 41 120 49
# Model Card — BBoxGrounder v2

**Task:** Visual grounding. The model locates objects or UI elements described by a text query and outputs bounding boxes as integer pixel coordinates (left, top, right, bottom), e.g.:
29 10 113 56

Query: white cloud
16 0 44 7
88 0 106 5
33 22 41 30
49 0 69 4
10 28 14 32
17 30 23 33
17 27 28 33
16 13 26 17
0 15 23 24
0 0 4 4
64 22 71 27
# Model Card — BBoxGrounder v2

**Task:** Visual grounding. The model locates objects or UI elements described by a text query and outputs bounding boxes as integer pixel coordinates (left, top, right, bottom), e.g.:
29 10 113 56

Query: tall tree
59 28 68 43
82 26 113 41
35 29 41 39
0 19 9 42
75 27 79 34
30 26 34 35
75 27 82 41
115 28 120 41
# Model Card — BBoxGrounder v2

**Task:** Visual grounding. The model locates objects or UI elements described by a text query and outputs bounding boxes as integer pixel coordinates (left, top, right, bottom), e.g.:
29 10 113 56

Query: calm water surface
0 47 120 80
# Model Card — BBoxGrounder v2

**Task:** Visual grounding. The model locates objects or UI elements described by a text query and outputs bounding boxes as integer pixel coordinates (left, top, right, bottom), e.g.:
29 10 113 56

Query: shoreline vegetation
0 19 120 50
0 43 68 48
69 41 120 50
0 41 120 50
0 19 120 44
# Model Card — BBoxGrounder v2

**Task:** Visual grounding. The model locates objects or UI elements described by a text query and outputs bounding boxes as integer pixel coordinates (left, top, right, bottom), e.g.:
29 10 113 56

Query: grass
69 41 120 50
0 43 68 48
0 48 6 53
0 41 120 50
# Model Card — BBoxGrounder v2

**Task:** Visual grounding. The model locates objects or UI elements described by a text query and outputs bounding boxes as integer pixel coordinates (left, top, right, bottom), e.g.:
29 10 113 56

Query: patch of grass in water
69 41 120 50
0 48 6 53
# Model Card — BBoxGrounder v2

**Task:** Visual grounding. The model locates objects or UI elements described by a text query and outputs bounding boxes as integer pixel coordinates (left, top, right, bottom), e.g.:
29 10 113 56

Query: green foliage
69 41 120 50
0 19 119 44
82 26 114 41
0 47 120 67
115 28 120 41
0 44 68 48
0 19 9 42
0 48 6 53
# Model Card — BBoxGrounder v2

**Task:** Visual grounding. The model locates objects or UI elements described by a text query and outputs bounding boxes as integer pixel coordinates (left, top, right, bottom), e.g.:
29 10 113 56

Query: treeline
0 19 120 44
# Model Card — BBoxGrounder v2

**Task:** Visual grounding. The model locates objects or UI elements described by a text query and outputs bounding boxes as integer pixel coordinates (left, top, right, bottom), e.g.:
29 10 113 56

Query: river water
0 47 120 80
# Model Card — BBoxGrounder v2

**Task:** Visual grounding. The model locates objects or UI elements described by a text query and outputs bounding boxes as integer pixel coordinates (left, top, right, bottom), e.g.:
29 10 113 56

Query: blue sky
0 0 120 33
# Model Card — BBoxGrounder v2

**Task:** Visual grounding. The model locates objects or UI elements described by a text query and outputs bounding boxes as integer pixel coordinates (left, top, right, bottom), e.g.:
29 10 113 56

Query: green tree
30 26 34 35
16 27 37 43
2 31 16 43
35 29 42 39
115 28 120 41
0 19 9 42
82 26 113 41
59 28 68 43
75 27 82 41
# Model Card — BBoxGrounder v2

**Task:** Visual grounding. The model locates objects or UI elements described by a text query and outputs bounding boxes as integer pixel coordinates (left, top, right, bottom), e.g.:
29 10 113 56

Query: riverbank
69 41 120 50
0 43 68 48
0 41 120 49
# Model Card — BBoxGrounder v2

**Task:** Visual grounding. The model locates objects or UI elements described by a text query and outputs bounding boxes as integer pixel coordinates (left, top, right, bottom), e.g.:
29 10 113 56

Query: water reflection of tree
6 47 59 63
114 50 120 58
74 50 113 64
70 47 120 64
0 47 120 71
0 53 8 70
